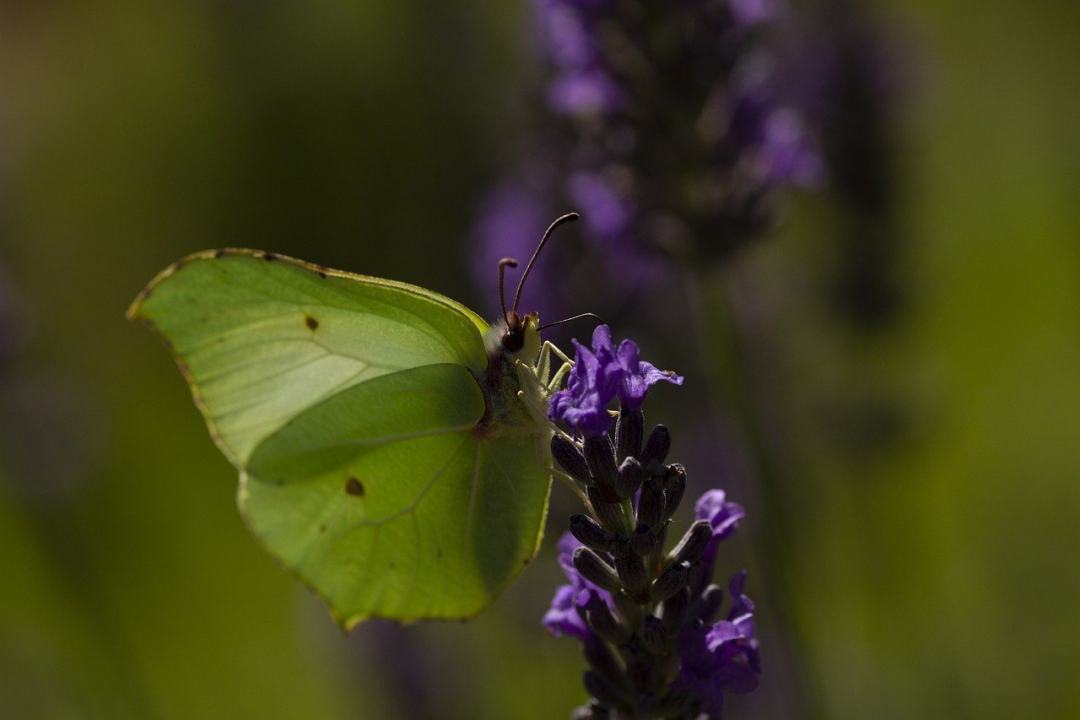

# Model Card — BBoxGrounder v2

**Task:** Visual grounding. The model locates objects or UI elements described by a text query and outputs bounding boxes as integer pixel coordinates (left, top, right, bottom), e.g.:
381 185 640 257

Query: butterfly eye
501 332 524 353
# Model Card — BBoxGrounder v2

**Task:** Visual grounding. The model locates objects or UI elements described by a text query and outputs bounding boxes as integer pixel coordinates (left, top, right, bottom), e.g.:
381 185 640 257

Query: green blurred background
2 0 1079 718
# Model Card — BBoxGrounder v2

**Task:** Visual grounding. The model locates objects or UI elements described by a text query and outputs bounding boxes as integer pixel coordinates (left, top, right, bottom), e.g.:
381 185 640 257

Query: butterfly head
499 309 540 357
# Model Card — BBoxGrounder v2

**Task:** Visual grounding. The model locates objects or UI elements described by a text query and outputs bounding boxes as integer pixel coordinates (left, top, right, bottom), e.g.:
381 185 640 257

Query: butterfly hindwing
129 250 552 626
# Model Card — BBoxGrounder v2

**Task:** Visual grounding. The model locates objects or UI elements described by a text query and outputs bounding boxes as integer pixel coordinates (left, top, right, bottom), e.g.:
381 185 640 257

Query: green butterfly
128 217 578 629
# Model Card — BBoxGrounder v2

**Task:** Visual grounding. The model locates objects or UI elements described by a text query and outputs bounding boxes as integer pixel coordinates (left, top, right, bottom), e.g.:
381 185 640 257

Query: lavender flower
546 329 757 718
695 490 747 566
614 337 684 411
472 0 827 316
548 326 625 436
543 532 615 640
674 571 762 715
548 325 682 435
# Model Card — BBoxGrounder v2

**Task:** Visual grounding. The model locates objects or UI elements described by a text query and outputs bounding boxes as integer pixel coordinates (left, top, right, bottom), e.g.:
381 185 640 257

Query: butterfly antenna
538 312 606 332
498 257 519 326
512 212 580 314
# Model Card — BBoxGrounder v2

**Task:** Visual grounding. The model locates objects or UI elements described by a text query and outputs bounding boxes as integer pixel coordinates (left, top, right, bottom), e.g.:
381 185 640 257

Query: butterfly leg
547 360 572 393
536 340 571 387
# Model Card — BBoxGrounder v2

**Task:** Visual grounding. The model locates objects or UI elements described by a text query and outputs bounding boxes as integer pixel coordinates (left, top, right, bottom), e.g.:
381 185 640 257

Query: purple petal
548 69 625 115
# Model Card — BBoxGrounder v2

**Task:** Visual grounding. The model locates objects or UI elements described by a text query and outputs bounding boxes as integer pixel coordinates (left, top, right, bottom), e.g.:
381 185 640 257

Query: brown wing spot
319 523 327 533
213 249 227 258
345 477 365 497
261 251 277 262
304 315 319 331
316 270 328 279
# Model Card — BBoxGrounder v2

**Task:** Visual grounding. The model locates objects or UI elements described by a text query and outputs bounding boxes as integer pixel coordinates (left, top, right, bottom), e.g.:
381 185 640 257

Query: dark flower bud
614 457 644 500
647 523 668 577
571 514 614 553
615 407 644 461
552 435 593 486
640 425 671 468
588 487 630 534
585 594 630 645
637 478 665 529
661 464 686 520
610 531 631 558
650 560 689 602
640 615 668 655
668 520 712 565
612 590 644 631
635 691 694 719
584 435 618 488
625 658 653 694
687 552 715 598
615 553 649 596
573 547 623 593
660 587 691 634
630 524 656 557
584 670 629 709
697 584 725 624
583 635 628 694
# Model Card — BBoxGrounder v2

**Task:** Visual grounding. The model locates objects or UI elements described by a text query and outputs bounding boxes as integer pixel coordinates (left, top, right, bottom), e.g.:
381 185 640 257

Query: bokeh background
2 1 1079 718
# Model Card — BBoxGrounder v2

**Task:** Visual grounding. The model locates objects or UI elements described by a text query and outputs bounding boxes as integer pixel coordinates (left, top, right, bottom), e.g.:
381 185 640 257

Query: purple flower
614 337 684 410
695 489 747 565
674 571 762 714
547 69 625 116
549 325 683 433
728 0 781 26
542 532 614 640
548 325 625 436
757 108 825 188
536 2 597 70
567 171 633 240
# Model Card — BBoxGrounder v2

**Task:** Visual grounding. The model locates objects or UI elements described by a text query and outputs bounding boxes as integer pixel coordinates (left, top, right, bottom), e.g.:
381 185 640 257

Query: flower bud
661 464 687 520
650 560 688 602
629 524 656 557
640 425 671 468
570 514 614 553
573 547 622 593
585 594 630 645
637 478 665 530
660 587 691 634
697 584 725 624
615 407 643 461
583 635 628 695
635 691 694 719
614 457 644 500
640 615 668 655
668 520 712 565
584 435 618 489
552 435 593 486
614 553 649 596
584 670 629 709
588 487 629 534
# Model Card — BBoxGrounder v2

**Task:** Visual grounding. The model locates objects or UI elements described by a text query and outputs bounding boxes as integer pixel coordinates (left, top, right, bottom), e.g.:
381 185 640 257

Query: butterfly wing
129 249 552 626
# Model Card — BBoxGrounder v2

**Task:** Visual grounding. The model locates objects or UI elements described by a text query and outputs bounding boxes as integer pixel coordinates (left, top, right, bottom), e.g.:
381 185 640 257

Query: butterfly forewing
129 250 552 626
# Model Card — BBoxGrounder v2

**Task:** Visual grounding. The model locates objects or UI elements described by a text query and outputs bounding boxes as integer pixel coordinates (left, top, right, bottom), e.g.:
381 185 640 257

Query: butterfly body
129 249 556 628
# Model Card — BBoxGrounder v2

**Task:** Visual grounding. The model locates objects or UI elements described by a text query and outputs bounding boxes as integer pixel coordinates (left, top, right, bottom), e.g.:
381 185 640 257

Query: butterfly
127 215 579 629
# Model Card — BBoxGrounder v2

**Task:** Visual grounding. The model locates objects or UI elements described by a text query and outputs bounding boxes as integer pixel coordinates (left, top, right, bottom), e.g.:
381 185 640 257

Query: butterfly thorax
476 313 549 438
